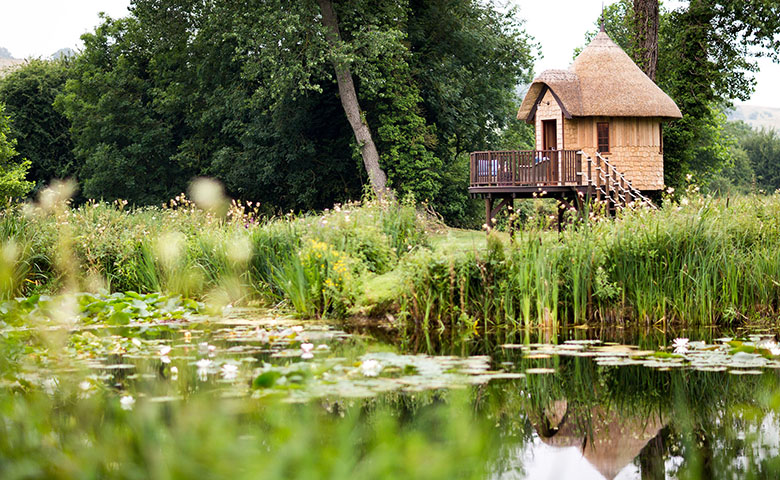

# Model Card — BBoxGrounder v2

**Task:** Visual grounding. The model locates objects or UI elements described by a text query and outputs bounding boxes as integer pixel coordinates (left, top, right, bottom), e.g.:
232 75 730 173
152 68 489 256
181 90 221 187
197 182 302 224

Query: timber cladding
576 117 664 190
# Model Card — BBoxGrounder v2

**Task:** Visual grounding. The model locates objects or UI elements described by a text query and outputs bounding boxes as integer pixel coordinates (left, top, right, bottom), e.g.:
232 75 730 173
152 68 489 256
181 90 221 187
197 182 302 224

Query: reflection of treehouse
470 27 682 225
529 400 666 480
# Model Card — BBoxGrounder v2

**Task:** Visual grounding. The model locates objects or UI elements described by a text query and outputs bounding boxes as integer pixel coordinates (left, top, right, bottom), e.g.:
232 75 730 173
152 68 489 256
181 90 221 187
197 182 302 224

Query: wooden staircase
583 152 656 211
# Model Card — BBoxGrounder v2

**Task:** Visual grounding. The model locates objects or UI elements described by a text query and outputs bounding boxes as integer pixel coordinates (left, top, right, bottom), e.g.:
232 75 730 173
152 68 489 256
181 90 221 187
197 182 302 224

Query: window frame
596 121 610 154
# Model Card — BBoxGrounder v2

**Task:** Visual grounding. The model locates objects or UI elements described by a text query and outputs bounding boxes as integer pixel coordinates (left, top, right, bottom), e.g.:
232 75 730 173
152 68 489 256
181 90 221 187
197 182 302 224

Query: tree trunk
633 0 659 81
317 0 390 199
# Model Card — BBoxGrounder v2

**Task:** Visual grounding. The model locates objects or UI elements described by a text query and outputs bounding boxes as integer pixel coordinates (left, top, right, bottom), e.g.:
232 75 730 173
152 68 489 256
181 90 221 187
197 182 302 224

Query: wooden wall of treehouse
575 117 664 191
531 88 665 190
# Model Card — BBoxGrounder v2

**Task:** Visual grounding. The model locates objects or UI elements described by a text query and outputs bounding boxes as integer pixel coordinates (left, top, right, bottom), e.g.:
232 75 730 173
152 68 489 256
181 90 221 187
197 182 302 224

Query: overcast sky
1 0 778 108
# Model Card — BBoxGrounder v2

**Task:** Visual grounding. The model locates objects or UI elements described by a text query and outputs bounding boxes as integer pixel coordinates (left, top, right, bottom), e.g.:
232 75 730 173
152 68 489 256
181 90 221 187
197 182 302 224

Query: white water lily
42 377 58 395
159 345 172 364
672 338 690 354
170 366 179 381
360 359 383 377
300 343 315 359
759 341 780 356
221 363 239 380
120 395 135 411
196 359 211 381
131 338 142 348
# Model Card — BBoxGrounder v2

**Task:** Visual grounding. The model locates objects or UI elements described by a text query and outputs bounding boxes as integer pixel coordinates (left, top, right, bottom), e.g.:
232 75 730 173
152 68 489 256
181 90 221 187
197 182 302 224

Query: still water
5 306 780 479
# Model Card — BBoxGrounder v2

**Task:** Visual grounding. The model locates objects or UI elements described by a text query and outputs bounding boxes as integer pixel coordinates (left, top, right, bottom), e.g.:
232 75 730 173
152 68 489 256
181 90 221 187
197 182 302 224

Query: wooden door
542 120 557 151
542 120 558 183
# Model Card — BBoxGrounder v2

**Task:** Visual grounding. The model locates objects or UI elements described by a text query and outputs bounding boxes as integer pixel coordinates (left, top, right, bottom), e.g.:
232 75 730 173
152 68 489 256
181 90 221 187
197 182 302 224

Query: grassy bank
3 190 780 343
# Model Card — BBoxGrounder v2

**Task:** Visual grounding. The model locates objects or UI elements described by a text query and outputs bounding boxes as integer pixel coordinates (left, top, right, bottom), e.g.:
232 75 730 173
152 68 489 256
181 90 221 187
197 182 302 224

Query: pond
2 296 780 479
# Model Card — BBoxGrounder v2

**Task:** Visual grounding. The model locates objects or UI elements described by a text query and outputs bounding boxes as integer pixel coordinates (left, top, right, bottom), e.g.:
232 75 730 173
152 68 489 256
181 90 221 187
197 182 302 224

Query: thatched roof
518 31 682 121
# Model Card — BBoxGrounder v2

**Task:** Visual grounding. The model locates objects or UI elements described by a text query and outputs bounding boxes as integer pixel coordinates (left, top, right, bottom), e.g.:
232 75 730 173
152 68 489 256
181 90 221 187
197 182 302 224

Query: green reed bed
397 194 780 349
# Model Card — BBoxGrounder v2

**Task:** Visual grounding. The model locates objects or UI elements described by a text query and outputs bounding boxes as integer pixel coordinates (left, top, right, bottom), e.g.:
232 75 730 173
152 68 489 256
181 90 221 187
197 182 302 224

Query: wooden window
597 122 610 154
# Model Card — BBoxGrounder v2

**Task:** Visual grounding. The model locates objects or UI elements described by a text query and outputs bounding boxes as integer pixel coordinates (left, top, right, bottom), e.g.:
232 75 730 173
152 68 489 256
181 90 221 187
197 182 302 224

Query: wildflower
672 338 689 354
686 174 693 182
221 363 239 380
680 198 689 206
666 187 675 194
301 342 314 360
120 395 135 411
360 359 383 377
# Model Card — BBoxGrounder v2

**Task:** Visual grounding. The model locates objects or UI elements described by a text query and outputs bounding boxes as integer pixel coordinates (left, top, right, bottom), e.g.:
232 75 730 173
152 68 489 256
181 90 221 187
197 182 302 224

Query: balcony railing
469 149 581 187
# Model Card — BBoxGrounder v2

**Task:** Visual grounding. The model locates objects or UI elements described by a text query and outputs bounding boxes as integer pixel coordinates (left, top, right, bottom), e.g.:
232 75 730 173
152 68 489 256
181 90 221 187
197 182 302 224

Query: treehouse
469 26 682 222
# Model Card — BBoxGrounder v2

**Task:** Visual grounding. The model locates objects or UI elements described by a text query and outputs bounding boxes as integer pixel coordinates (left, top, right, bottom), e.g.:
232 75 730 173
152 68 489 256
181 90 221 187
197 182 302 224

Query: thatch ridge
518 31 682 121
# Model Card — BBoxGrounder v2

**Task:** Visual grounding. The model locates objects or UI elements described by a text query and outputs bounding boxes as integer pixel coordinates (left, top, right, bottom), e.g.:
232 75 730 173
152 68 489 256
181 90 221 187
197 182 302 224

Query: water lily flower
196 359 211 381
291 326 304 334
759 341 780 356
170 366 179 381
672 338 689 354
300 342 314 360
255 328 270 343
360 359 383 377
316 344 330 351
198 342 209 353
221 363 239 380
131 338 142 348
120 395 135 411
159 345 172 364
42 377 58 395
183 331 192 343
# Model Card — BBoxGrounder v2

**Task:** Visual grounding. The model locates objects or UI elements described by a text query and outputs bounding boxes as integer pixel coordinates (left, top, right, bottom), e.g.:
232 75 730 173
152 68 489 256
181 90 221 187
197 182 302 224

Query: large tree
0 59 76 190
632 0 659 80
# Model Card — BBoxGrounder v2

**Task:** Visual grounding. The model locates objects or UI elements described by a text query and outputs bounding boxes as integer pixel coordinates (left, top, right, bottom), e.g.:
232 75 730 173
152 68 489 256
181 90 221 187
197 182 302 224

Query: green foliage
0 59 75 190
0 103 33 201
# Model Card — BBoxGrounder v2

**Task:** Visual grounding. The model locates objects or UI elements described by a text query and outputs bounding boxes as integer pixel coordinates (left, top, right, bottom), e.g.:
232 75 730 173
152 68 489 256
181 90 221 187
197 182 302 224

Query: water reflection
488 348 780 480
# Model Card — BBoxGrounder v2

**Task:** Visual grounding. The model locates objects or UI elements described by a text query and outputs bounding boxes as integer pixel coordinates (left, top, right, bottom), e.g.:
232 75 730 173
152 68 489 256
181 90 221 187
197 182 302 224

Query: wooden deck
468 149 655 225
469 149 584 197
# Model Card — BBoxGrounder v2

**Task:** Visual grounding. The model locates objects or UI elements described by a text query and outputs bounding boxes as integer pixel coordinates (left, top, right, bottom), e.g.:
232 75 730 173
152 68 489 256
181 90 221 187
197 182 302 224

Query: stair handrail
585 152 656 209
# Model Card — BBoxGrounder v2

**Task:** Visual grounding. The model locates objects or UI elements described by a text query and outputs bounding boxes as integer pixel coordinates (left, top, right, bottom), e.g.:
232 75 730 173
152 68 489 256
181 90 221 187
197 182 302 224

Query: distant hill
51 48 76 60
728 105 780 131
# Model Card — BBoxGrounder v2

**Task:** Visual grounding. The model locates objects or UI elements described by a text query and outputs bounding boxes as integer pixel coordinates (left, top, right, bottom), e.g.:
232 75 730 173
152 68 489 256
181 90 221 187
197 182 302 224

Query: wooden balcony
469 149 583 193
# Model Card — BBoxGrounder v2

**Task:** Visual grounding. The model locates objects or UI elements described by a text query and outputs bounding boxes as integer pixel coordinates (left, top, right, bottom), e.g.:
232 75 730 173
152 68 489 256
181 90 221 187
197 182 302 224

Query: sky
0 0 778 108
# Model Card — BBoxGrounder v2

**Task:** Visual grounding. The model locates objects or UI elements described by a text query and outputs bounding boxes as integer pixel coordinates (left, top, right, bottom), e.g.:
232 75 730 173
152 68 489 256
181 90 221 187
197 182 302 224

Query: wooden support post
595 155 602 203
485 197 493 230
